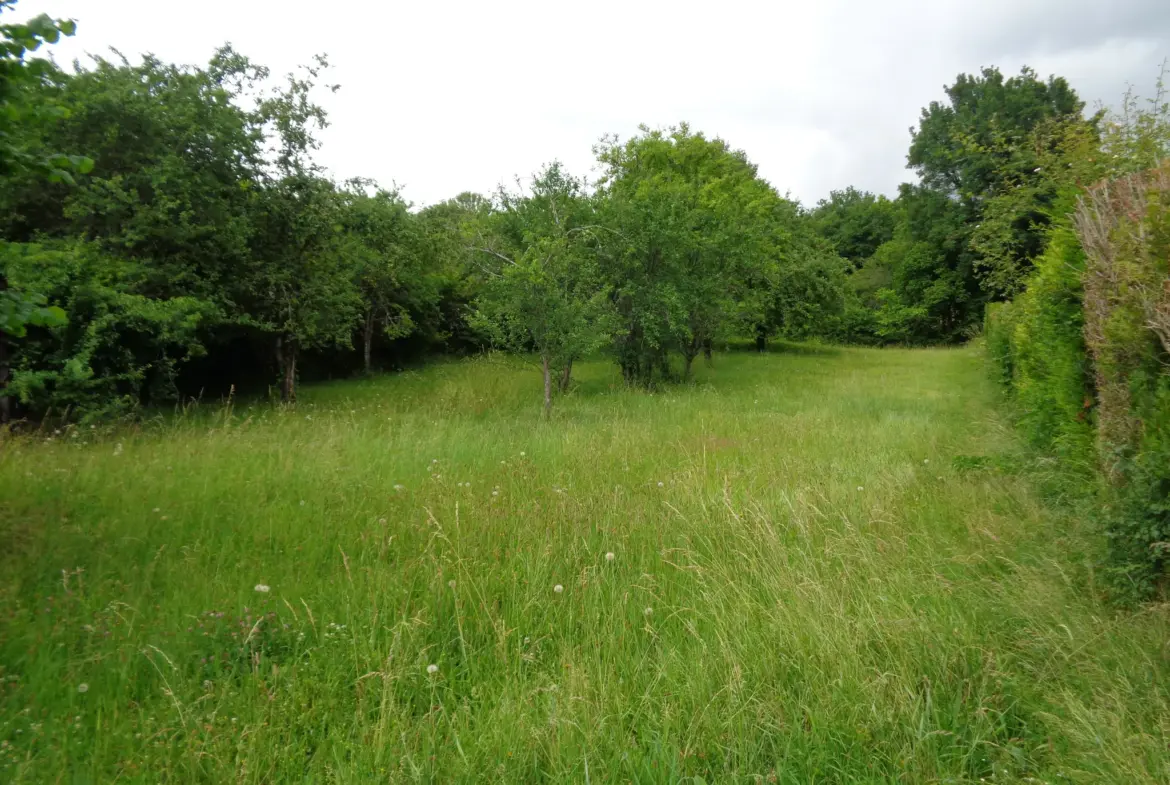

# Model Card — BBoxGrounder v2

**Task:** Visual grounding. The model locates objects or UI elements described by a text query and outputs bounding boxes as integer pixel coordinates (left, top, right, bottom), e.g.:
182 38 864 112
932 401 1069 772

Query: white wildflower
605 552 615 562
393 484 405 492
254 584 270 593
492 490 499 497
657 481 664 488
520 451 526 457
553 584 564 594
426 663 439 675
857 486 864 492
923 458 930 464
77 683 89 694
643 607 653 616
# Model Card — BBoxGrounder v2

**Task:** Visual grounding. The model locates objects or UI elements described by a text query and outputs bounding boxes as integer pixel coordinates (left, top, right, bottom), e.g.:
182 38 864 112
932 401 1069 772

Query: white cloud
15 0 1170 207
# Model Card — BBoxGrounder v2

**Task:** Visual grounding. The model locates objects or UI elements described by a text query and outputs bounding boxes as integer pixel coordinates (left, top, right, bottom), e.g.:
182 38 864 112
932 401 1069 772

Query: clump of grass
2 347 1168 782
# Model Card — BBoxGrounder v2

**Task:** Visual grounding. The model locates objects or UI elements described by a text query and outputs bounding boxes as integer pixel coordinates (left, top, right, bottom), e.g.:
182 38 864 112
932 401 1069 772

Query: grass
2 345 1169 783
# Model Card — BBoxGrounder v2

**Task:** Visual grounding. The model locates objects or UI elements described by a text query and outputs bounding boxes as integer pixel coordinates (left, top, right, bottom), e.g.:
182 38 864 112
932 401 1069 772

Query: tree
240 55 362 403
809 187 898 268
339 182 424 374
895 66 1090 337
471 163 614 416
594 124 781 384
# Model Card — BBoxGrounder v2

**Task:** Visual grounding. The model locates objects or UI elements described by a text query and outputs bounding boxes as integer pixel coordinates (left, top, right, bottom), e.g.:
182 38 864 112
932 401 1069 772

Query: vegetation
3 0 1170 777
5 347 1170 782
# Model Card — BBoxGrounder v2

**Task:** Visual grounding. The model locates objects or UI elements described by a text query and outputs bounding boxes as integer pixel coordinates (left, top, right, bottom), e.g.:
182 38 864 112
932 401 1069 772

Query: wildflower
378 517 387 525
448 580 456 589
605 552 615 562
643 607 653 616
553 584 564 594
254 584 270 593
923 458 930 464
432 459 439 464
491 490 499 497
77 683 89 694
857 486 864 492
657 481 664 488
426 663 439 675
393 484 405 492
520 451 526 457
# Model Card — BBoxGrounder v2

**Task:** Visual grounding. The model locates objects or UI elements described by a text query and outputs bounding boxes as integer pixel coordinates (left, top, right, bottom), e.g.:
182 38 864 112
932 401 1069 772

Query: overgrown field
2 347 1169 783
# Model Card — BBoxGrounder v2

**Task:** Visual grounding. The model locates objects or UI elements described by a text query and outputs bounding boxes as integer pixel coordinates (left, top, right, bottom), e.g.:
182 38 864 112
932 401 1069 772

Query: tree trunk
703 338 713 364
363 312 374 375
0 275 9 425
541 353 552 418
277 336 298 403
683 337 700 380
559 358 573 393
0 325 9 426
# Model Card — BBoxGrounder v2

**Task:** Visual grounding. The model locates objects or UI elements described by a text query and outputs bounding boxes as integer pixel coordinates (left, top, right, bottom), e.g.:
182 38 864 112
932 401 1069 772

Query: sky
16 0 1170 208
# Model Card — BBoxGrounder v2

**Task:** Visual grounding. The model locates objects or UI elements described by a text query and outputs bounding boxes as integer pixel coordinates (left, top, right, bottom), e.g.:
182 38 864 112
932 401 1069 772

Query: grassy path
2 346 1168 782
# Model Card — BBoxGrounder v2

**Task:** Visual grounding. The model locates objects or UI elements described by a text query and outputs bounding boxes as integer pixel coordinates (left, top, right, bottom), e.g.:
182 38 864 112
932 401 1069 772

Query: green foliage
470 163 615 413
809 187 898 268
4 241 217 420
987 72 1170 601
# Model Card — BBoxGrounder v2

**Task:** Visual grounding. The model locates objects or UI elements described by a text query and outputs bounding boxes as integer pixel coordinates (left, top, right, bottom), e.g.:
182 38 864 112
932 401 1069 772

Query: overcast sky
17 0 1170 208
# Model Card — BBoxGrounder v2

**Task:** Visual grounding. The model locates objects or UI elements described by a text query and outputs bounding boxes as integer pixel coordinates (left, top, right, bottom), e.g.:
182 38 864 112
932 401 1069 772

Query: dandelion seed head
254 584 270 593
643 607 653 616
857 486 864 492
426 663 438 675
553 584 564 594
605 552 615 562
657 481 664 488
492 490 499 497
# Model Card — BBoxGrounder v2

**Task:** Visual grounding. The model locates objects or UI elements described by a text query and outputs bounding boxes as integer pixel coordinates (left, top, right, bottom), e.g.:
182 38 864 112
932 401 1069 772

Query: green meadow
2 346 1168 783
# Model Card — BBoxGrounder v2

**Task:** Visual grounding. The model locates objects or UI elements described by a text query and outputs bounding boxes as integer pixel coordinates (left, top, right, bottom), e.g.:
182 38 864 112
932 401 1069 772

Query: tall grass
2 346 1168 782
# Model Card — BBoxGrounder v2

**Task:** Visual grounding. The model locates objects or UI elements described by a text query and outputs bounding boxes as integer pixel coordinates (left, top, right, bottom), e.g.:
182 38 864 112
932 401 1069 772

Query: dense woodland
2 4 1169 592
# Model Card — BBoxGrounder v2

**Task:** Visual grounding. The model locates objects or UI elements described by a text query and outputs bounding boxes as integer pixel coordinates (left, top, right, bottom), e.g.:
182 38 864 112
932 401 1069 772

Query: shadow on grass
722 340 843 358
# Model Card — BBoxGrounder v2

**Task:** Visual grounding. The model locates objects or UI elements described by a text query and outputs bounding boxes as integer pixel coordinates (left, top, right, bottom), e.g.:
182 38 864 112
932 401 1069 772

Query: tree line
0 0 1152 426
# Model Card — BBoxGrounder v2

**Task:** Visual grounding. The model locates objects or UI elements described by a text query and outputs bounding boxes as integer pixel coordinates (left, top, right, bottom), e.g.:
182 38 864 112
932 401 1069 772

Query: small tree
471 163 613 416
339 182 423 373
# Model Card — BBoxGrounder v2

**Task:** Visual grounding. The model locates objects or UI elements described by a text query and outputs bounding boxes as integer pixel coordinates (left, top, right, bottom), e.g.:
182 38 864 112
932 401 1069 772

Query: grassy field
2 345 1169 783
